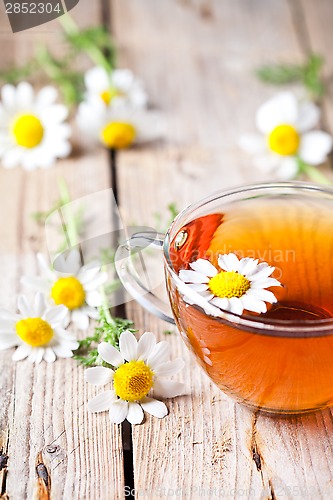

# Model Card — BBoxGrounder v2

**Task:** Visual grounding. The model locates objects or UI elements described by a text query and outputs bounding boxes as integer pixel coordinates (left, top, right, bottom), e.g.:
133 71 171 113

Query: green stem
58 13 112 71
58 178 79 247
300 162 332 185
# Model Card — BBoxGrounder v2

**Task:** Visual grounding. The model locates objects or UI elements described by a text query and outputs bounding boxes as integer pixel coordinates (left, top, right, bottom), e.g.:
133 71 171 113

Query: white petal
275 157 299 180
43 347 56 363
71 310 89 330
21 276 49 293
238 134 266 154
85 291 103 307
218 253 240 272
52 344 74 358
88 390 116 413
98 342 124 367
187 283 209 292
137 332 156 361
41 104 68 124
240 295 267 314
56 249 81 274
154 358 185 377
37 253 56 280
247 288 277 304
210 297 229 310
0 309 20 321
17 295 32 317
189 259 217 277
0 317 15 330
34 293 46 317
153 379 186 398
179 270 209 284
83 272 108 291
256 92 298 134
299 131 333 165
44 305 68 325
226 297 244 315
127 402 144 424
85 66 109 92
140 397 168 418
296 100 320 132
246 263 274 280
16 82 34 107
147 341 169 370
119 330 138 361
251 278 281 289
238 258 259 276
109 400 129 424
12 343 31 360
80 305 99 319
1 84 15 109
33 347 44 364
84 366 113 386
253 154 281 173
36 86 58 106
0 334 18 350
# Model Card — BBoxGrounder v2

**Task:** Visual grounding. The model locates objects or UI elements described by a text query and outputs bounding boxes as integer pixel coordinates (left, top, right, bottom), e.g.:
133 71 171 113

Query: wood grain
0 151 126 499
112 0 333 498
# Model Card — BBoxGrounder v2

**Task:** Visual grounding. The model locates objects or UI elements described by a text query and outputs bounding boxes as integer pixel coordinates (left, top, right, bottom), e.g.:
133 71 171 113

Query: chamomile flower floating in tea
76 98 164 150
0 293 78 363
84 66 148 109
22 250 107 330
85 331 185 424
0 82 71 170
179 253 281 315
239 92 332 180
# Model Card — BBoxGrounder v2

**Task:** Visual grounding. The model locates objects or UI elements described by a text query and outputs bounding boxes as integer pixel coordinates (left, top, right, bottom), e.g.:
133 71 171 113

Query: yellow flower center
11 114 44 148
51 277 86 310
101 122 136 149
208 271 250 299
16 317 53 347
268 124 300 156
113 360 154 402
100 88 122 105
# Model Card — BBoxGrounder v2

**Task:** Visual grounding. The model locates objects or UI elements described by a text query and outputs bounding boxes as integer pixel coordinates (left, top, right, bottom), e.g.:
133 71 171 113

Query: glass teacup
116 183 333 414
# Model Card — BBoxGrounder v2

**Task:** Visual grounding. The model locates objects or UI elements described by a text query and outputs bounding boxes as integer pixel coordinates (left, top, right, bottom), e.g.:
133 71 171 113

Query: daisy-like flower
0 293 78 363
76 98 164 150
0 82 71 170
85 331 185 424
179 253 281 316
239 92 333 179
84 66 148 109
22 250 107 330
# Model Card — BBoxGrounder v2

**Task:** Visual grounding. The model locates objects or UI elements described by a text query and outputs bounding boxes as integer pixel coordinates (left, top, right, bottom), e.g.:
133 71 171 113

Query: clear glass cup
115 183 333 414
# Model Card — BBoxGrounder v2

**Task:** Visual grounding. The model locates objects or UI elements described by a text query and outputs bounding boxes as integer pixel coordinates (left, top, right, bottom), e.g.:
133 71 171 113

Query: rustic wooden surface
1 0 333 498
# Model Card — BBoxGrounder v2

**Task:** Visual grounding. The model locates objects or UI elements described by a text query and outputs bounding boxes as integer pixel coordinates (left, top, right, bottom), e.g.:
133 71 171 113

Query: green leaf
74 307 137 367
256 53 325 99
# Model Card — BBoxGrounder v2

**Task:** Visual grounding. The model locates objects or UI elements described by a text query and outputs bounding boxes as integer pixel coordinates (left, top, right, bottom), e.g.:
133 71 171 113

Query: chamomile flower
21 250 107 330
85 331 185 424
0 82 71 170
179 253 281 316
84 66 148 108
0 293 78 363
76 98 164 150
239 92 333 179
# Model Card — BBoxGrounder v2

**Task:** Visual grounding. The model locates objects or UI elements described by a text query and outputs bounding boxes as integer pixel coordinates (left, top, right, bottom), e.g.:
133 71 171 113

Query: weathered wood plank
112 0 333 498
0 150 125 499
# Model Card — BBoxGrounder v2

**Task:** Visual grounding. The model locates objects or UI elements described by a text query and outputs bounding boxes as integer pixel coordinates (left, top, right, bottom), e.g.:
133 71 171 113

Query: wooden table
1 0 333 498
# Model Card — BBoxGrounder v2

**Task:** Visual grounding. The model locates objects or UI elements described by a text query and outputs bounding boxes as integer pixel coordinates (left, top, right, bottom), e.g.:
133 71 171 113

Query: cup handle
115 231 176 325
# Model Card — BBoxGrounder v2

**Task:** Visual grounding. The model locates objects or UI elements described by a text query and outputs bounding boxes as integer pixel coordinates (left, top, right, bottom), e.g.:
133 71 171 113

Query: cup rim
163 181 333 336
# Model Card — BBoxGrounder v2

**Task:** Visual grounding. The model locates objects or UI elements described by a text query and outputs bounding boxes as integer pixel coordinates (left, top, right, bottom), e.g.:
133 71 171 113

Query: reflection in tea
168 196 333 413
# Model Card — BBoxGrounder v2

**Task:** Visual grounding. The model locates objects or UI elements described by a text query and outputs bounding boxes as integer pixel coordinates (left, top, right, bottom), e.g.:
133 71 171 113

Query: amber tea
167 194 333 413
